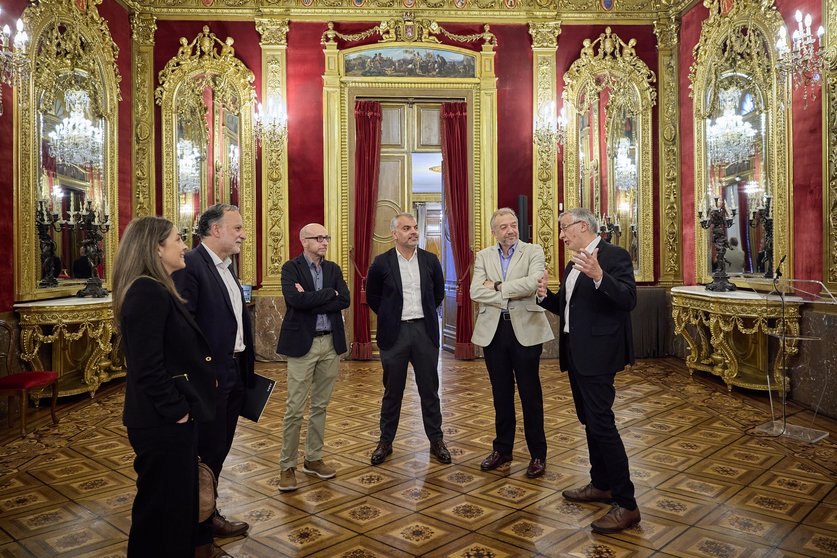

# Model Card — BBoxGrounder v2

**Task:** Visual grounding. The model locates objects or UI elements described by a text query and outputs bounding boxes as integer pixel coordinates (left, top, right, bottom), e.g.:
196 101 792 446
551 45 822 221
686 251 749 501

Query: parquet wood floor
1 355 836 557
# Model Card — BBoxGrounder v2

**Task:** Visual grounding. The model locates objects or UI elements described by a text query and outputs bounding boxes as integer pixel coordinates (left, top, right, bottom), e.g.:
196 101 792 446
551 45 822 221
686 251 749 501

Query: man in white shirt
173 204 254 558
366 213 449 466
537 207 640 534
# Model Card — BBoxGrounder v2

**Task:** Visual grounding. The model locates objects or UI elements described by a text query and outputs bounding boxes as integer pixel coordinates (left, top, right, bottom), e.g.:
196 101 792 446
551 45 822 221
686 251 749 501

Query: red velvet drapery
441 102 475 360
351 101 382 360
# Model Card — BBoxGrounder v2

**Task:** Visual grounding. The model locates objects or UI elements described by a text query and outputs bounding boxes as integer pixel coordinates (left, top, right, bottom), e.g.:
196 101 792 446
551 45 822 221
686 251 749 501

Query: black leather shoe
211 513 249 537
370 441 393 465
525 458 546 478
430 439 451 464
195 543 234 558
480 450 512 471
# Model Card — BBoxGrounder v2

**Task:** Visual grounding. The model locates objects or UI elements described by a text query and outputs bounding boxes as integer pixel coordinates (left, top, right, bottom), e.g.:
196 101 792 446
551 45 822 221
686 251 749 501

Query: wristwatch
493 281 502 291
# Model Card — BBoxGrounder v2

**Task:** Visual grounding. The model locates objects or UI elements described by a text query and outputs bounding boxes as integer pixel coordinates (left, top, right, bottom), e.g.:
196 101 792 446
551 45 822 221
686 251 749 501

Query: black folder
239 373 276 422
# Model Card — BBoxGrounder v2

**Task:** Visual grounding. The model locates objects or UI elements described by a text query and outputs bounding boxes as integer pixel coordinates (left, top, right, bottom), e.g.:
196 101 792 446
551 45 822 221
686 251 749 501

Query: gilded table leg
710 314 737 391
18 325 45 371
83 320 114 398
673 306 699 374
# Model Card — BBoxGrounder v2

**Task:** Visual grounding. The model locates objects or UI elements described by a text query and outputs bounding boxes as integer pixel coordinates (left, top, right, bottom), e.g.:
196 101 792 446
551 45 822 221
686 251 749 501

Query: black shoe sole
591 519 640 534
480 457 512 471
431 453 451 464
525 469 546 479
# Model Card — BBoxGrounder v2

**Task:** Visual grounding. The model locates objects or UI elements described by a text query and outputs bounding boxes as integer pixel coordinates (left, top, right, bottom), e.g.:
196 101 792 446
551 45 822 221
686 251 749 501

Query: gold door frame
689 0 791 285
155 26 257 285
563 27 656 282
14 0 121 301
321 19 498 281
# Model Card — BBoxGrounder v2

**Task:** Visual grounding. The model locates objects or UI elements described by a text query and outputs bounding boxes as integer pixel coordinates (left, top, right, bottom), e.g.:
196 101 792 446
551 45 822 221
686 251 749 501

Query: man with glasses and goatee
276 224 350 492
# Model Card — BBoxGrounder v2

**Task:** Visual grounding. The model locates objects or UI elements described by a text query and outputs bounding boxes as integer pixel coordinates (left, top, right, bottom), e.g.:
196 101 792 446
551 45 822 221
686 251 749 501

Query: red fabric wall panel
776 0 823 280
0 0 28 310
97 0 132 235
679 2 710 285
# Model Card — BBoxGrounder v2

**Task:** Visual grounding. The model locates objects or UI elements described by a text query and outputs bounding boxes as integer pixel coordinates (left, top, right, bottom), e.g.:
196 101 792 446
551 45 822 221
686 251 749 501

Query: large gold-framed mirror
156 26 256 284
690 0 790 283
563 27 656 282
13 0 120 302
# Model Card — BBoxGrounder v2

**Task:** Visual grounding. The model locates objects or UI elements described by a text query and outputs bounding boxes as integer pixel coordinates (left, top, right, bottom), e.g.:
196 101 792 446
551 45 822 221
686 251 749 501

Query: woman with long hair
112 216 216 557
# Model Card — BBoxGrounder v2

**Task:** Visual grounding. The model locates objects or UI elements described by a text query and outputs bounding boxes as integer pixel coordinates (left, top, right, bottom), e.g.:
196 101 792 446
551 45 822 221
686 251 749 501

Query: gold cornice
256 17 289 45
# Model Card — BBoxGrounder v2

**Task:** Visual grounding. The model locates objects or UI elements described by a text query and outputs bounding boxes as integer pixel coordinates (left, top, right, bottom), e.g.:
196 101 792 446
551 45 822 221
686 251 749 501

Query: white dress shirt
564 236 602 334
204 245 246 353
397 248 424 321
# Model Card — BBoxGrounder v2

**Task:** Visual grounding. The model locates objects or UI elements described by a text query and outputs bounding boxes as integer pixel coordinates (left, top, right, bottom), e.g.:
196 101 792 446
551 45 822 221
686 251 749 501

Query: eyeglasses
559 221 583 232
304 235 331 243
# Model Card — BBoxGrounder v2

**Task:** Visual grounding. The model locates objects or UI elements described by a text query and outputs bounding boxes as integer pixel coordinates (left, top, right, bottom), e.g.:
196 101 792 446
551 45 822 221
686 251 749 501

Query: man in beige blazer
471 207 554 478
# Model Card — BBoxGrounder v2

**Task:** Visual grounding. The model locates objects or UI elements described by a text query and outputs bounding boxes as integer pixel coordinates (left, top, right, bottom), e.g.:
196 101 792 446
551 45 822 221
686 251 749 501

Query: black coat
366 247 445 351
539 240 636 376
276 254 351 357
121 277 216 428
172 245 255 388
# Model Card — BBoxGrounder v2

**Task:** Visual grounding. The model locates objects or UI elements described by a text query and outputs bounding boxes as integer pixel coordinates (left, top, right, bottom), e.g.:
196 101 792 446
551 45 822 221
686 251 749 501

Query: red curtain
351 101 382 360
441 102 475 360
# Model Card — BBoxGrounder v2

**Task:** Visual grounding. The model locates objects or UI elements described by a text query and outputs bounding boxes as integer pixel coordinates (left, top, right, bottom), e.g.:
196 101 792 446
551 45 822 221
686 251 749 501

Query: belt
313 330 332 337
500 311 512 321
403 318 423 323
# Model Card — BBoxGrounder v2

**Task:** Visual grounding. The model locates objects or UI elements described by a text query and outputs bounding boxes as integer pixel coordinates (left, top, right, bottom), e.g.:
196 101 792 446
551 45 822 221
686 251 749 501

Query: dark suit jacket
172 244 255 388
276 254 351 357
366 247 445 351
121 277 216 428
539 240 636 376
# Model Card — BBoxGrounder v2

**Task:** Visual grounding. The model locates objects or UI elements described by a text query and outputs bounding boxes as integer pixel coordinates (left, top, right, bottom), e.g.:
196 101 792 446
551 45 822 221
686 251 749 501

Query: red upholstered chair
0 321 59 437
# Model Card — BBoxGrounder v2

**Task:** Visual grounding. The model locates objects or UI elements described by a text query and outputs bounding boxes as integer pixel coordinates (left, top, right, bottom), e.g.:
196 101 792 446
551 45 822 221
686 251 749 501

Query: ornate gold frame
155 26 257 285
690 0 791 285
13 0 121 302
322 18 498 280
562 27 656 282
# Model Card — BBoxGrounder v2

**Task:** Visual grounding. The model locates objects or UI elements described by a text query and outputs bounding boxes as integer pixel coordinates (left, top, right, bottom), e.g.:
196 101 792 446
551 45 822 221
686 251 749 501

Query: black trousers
196 369 245 545
483 318 546 459
566 341 636 510
128 421 198 558
378 321 443 444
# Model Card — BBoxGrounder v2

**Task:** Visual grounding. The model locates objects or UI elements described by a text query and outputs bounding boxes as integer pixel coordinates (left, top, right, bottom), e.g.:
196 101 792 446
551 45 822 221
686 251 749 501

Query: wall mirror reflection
691 0 791 284
563 27 655 281
157 26 256 283
14 0 120 301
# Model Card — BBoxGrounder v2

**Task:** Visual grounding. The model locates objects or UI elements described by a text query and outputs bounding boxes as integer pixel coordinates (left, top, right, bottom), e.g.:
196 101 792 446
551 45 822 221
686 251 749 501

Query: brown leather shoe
525 458 546 478
430 439 451 464
370 441 393 465
211 512 249 537
590 504 641 534
195 543 234 558
562 482 613 503
480 450 512 471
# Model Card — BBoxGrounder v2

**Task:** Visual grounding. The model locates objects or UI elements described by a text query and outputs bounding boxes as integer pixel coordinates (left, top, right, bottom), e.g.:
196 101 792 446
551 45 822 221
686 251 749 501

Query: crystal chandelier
614 138 637 191
177 138 201 193
776 10 824 103
228 143 240 179
0 11 31 116
253 96 287 147
706 88 756 167
47 88 103 169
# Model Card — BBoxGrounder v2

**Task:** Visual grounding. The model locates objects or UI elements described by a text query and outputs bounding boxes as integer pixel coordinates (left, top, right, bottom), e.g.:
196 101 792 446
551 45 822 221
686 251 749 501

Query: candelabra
598 214 621 243
776 10 825 105
0 12 31 116
699 197 737 292
533 101 566 152
253 97 287 148
35 198 110 297
749 194 774 278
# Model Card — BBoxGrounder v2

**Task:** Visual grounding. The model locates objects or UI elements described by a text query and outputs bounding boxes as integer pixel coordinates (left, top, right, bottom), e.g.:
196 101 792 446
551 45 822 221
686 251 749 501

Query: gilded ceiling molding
131 0 684 20
689 0 790 286
131 12 156 219
529 21 561 288
654 16 681 284
15 0 121 301
256 18 290 294
155 26 258 285
826 0 837 287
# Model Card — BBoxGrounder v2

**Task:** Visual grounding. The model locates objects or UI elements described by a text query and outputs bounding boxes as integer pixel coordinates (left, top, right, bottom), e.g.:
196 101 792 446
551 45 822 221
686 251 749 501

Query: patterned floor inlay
0 356 834 556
